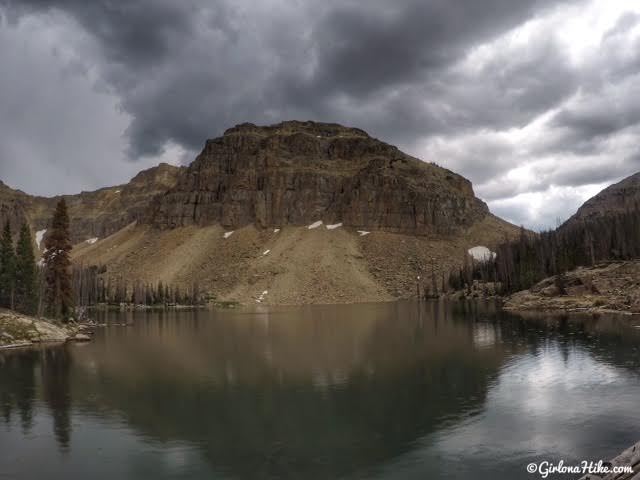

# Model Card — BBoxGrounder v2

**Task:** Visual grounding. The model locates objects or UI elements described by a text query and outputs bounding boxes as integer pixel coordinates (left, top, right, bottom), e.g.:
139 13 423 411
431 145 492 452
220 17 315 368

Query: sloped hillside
562 171 640 228
72 214 516 305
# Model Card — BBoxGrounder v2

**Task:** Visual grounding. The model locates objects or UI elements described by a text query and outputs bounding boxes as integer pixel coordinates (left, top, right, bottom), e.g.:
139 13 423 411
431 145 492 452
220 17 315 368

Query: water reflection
0 349 37 433
0 301 639 479
42 348 72 450
0 346 73 451
73 302 512 479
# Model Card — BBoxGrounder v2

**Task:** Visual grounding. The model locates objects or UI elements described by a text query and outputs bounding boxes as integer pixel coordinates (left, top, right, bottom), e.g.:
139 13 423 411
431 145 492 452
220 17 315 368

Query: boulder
70 333 91 342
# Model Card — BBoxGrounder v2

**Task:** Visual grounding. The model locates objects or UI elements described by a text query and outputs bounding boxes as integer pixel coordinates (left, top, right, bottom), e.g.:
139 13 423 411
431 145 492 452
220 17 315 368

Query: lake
1 301 639 479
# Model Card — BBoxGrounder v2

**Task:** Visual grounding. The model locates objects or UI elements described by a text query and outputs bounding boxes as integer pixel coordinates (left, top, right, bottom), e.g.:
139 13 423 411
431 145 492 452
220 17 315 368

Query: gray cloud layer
1 0 639 229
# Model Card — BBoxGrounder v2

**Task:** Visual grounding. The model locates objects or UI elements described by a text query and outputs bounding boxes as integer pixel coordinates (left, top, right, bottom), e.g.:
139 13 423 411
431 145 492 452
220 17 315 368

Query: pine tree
14 224 37 314
0 221 16 309
43 199 73 320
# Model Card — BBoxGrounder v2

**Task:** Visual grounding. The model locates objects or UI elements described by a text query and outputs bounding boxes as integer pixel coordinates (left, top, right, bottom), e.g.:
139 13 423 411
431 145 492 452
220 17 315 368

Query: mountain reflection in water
1 300 639 480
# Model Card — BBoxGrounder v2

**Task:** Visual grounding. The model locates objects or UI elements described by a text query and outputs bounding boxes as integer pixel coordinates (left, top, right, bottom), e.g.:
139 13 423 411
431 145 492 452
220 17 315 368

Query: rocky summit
150 121 489 235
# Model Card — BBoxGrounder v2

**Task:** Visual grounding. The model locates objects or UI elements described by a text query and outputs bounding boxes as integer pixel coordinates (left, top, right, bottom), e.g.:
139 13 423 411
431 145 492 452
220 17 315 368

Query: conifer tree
0 221 16 309
14 224 37 314
43 199 73 320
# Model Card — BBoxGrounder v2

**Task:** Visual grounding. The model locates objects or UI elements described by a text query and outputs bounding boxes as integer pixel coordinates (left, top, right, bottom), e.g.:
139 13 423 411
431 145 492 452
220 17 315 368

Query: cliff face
0 181 30 235
150 121 489 235
563 172 640 227
2 122 493 240
0 163 183 244
54 162 184 242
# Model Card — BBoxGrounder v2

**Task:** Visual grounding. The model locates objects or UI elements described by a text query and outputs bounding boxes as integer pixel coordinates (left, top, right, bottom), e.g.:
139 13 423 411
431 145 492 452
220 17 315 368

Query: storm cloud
1 0 639 229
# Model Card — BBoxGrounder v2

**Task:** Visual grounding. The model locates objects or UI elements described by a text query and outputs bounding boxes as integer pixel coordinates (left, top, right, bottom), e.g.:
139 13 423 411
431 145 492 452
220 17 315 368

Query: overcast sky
1 0 639 230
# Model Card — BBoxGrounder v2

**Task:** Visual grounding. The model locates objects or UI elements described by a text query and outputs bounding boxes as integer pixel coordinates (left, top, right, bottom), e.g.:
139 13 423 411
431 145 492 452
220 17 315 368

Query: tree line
0 199 76 319
0 222 38 315
0 198 203 321
72 264 203 307
449 207 640 294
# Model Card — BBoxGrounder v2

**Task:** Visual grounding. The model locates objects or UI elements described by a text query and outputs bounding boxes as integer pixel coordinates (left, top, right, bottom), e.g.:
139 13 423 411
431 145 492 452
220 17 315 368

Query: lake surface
1 301 640 479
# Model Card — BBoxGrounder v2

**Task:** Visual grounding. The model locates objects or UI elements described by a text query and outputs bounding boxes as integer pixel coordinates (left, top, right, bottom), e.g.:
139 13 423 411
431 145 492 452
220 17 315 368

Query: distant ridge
562 171 640 228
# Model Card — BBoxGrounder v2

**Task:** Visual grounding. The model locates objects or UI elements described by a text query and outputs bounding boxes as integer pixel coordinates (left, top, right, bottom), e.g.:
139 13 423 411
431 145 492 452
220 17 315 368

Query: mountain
150 121 488 235
562 172 640 228
504 170 640 314
0 180 30 234
1 121 519 304
0 163 183 244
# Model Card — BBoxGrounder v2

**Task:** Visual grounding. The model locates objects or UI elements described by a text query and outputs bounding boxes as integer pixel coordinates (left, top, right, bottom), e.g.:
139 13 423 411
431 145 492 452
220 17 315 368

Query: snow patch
223 231 234 239
85 237 98 245
307 220 323 230
35 229 47 249
357 230 370 236
263 249 270 255
326 223 342 230
468 246 496 262
273 228 280 233
114 190 121 194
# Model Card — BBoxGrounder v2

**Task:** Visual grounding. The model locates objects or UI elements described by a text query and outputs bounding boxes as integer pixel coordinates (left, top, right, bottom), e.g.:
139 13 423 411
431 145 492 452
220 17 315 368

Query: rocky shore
0 308 90 350
504 261 640 315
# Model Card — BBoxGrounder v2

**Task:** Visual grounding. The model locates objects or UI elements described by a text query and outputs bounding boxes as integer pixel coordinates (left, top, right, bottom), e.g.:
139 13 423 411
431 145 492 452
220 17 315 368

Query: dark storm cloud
551 85 640 148
1 0 576 159
4 0 197 64
303 0 568 98
533 158 640 189
548 12 640 145
438 35 577 131
2 0 640 230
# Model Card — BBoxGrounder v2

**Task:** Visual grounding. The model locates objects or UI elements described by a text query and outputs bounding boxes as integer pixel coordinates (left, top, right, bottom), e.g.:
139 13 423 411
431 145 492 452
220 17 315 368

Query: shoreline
0 309 91 351
503 302 640 317
3 294 638 354
503 262 640 317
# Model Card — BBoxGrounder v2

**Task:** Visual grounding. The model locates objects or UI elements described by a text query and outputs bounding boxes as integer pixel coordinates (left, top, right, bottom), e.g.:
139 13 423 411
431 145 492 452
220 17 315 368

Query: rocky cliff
150 121 489 235
0 163 183 244
562 171 640 227
0 180 31 234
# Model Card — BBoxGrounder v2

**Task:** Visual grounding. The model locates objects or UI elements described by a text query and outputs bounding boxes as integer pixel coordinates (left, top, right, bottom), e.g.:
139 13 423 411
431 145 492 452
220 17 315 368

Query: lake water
1 301 640 479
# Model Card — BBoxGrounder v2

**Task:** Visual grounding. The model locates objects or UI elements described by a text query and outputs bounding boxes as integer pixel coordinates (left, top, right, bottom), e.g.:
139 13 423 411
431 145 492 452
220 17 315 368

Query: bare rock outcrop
150 121 489 235
0 309 73 348
562 172 640 228
0 180 30 235
0 163 184 244
504 261 640 314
